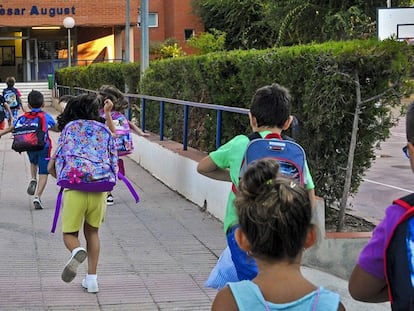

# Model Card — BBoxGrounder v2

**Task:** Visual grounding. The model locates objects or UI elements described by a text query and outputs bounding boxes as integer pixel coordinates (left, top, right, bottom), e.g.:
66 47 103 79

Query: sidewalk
0 107 390 310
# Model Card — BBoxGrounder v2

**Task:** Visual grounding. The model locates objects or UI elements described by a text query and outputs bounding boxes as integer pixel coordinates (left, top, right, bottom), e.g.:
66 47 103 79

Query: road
348 111 414 224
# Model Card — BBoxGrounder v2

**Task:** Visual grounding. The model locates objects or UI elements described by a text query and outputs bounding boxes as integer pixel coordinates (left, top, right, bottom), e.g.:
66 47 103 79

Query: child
197 83 315 284
0 94 13 130
0 90 57 209
47 93 116 293
348 101 414 308
211 158 345 311
98 85 149 205
3 76 25 121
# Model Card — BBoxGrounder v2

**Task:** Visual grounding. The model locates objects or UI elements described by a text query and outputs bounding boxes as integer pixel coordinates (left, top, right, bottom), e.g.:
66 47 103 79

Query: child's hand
138 130 150 137
103 99 114 112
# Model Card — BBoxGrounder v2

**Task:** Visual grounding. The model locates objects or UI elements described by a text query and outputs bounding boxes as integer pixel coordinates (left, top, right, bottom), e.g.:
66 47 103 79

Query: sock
86 274 97 281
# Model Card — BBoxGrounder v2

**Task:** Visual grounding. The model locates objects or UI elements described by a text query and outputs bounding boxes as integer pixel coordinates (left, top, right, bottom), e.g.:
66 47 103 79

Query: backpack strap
118 172 140 203
51 188 64 233
393 193 414 210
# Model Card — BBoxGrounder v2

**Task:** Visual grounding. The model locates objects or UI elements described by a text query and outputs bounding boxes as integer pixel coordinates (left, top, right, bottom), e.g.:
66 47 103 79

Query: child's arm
307 188 316 209
0 123 14 137
211 286 238 311
103 99 116 135
47 152 57 178
197 156 231 182
128 120 150 137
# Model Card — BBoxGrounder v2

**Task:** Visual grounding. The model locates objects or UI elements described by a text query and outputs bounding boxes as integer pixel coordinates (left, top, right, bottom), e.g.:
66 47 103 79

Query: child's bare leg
61 232 86 283
63 232 80 251
84 222 100 275
35 174 48 197
30 163 37 180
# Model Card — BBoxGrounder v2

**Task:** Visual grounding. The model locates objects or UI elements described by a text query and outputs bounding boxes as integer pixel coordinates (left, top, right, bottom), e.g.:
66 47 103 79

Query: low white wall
128 135 231 222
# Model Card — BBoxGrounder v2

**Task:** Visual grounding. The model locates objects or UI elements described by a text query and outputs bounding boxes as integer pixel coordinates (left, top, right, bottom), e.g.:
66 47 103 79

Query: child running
211 158 345 311
2 76 25 121
0 90 57 209
47 93 116 293
98 85 149 205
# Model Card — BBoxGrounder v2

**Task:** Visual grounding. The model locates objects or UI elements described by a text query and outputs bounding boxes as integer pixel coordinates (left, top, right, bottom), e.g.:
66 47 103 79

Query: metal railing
55 85 249 150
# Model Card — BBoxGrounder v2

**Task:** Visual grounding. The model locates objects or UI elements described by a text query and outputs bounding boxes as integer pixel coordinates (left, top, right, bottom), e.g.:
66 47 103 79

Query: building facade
0 0 204 81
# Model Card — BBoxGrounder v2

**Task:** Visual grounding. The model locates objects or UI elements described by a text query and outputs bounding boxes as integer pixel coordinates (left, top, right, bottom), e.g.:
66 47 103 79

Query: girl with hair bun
212 158 345 310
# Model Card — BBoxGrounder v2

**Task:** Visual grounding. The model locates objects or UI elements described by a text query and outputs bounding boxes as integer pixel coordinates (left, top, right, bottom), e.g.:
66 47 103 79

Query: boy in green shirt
197 83 315 283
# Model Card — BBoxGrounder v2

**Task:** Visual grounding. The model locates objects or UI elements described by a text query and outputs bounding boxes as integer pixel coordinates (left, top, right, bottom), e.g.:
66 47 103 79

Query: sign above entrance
0 5 76 17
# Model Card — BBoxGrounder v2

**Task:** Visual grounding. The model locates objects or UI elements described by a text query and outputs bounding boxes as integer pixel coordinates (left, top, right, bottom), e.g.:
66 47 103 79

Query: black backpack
385 193 414 310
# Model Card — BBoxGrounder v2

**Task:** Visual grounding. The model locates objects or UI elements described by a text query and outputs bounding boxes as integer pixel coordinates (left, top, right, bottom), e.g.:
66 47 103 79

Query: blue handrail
56 85 249 150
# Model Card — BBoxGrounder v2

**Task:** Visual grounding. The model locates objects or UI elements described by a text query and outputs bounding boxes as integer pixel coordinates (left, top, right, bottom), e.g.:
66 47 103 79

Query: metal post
125 0 130 64
140 0 149 78
67 28 71 67
63 17 75 67
387 0 391 8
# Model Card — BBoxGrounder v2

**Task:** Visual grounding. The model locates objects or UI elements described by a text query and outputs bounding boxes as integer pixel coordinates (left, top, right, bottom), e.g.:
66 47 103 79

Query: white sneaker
106 194 114 206
33 197 43 210
82 278 99 293
61 247 87 283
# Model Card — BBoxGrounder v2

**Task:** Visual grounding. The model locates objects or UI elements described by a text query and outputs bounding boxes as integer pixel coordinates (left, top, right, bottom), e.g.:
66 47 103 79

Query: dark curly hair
56 93 105 131
98 85 129 112
234 158 312 262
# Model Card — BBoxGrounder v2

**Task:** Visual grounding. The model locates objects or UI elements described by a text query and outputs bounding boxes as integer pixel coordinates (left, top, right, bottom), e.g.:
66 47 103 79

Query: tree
192 0 414 49
187 29 226 54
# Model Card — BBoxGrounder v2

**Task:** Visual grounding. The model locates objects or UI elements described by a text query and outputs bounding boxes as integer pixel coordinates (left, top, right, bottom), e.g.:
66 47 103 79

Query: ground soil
325 207 376 232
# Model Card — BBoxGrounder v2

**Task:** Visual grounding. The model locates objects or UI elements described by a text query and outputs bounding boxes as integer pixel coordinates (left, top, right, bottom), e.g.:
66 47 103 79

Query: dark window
184 29 195 41
0 46 15 66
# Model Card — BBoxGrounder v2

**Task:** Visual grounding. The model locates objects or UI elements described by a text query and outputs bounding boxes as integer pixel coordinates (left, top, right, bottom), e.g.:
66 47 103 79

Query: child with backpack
0 90 57 210
197 83 315 287
3 76 25 121
0 94 13 130
212 158 345 311
47 93 117 293
348 101 414 310
98 85 149 205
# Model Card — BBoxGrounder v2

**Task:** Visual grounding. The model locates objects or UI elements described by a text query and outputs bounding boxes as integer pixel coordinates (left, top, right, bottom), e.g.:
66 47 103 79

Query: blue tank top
228 281 340 311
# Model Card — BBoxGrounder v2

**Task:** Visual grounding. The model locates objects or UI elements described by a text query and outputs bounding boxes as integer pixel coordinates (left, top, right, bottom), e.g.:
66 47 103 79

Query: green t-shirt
209 131 314 234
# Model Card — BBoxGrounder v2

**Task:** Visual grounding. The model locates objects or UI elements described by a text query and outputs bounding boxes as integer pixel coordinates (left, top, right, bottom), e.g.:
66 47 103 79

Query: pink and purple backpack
101 110 134 156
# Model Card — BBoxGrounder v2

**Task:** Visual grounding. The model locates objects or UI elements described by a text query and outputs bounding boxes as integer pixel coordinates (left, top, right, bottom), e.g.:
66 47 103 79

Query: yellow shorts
61 190 107 233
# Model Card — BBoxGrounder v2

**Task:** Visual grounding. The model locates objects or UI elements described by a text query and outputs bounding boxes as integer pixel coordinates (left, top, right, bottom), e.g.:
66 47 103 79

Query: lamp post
63 17 75 67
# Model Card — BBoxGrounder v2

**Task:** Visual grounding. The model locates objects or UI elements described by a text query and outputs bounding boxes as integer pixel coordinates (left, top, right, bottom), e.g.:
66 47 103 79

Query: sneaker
33 197 43 210
82 278 99 293
106 194 114 206
27 179 37 195
61 247 87 283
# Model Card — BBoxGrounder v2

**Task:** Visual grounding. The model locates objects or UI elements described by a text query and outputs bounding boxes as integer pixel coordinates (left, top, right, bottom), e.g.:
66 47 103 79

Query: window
138 12 158 28
0 46 15 66
184 29 195 41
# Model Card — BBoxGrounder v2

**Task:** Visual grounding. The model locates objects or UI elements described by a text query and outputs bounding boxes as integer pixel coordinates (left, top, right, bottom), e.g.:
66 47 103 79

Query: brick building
0 0 204 81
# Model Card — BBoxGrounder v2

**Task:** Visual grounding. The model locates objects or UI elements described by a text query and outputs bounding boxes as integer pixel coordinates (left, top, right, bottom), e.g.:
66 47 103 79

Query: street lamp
63 16 75 67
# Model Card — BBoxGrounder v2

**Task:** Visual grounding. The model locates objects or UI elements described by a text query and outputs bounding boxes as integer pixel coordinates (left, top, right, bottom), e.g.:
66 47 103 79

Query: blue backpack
385 193 414 311
3 87 20 109
51 120 140 233
232 132 306 194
